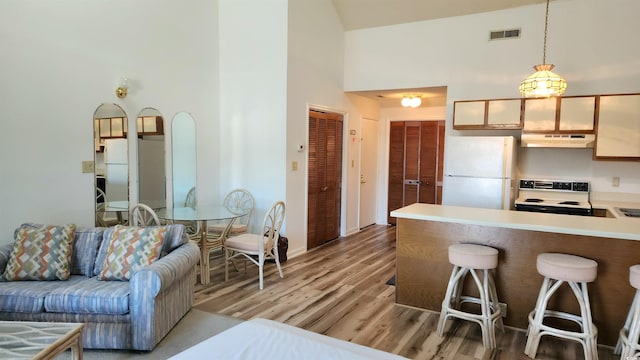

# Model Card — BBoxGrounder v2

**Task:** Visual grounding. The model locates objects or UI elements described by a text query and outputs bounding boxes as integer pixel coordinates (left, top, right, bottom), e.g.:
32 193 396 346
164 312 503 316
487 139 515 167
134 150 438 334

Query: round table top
156 206 248 221
103 200 166 212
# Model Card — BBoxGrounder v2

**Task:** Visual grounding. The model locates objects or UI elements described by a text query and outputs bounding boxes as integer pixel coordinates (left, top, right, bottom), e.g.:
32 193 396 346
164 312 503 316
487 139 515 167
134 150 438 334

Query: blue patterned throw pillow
3 224 76 281
99 225 166 281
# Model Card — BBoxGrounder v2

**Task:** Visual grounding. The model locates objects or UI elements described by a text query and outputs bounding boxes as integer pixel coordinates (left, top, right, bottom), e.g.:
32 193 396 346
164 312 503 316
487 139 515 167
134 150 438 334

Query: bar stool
524 253 598 360
436 243 503 349
615 265 640 359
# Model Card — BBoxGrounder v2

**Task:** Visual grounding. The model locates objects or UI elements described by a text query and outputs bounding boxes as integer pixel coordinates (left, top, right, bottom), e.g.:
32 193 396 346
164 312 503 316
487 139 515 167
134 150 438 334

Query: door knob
321 186 328 191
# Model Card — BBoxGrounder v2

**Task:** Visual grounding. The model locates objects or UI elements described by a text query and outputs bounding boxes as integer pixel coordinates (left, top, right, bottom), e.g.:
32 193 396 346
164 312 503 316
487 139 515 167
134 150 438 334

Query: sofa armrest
129 241 200 350
0 242 13 273
131 242 199 296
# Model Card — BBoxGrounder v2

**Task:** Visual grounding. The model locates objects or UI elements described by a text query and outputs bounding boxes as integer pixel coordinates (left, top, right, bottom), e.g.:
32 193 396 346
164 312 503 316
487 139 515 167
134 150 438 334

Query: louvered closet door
387 121 445 224
308 110 343 249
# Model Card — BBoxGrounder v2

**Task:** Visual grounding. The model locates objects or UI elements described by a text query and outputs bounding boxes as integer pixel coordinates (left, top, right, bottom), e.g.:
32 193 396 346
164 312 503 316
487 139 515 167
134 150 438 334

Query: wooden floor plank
193 224 617 359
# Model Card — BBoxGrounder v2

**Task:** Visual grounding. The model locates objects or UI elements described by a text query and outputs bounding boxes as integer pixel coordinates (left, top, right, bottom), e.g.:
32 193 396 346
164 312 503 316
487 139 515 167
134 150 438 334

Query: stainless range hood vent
521 134 595 148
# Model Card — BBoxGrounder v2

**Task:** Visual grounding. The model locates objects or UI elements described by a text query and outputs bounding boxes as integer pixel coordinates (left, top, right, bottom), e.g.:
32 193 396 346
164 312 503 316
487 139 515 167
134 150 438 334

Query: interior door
387 120 445 224
359 118 379 228
308 110 343 249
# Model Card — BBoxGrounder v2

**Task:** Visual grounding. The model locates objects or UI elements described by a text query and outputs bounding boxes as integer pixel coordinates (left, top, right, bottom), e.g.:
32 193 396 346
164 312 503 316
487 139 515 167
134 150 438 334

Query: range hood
521 134 595 148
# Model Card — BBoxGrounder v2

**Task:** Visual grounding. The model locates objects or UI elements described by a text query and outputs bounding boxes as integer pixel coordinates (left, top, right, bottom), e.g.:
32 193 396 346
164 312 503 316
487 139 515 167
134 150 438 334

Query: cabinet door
559 96 595 132
487 99 522 127
453 101 485 127
596 94 640 159
523 98 557 132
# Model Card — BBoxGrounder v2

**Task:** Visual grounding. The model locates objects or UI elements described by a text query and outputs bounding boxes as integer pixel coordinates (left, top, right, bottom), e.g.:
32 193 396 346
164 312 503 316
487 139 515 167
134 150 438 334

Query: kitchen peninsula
391 203 640 345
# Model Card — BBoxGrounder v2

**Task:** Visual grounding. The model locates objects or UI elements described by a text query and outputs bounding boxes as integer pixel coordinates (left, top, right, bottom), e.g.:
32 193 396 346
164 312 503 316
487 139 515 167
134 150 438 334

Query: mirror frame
93 103 129 226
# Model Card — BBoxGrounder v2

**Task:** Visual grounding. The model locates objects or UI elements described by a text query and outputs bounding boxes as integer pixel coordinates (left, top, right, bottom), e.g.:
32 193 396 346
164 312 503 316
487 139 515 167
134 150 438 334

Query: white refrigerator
104 138 128 202
441 136 517 210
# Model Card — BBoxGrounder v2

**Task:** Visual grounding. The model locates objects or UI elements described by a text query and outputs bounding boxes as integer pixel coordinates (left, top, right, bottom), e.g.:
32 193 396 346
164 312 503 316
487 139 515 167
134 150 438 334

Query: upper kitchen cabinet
595 94 640 160
453 99 522 130
136 116 164 136
523 96 595 133
558 96 596 132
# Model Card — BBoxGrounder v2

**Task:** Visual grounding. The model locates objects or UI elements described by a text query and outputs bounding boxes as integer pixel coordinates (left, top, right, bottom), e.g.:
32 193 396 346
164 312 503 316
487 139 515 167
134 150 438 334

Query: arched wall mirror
136 107 166 209
93 103 129 226
172 112 197 208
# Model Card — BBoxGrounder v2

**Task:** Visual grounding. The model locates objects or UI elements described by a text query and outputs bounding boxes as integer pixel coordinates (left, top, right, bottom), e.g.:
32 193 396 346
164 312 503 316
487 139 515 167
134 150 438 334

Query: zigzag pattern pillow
99 225 166 281
3 224 76 281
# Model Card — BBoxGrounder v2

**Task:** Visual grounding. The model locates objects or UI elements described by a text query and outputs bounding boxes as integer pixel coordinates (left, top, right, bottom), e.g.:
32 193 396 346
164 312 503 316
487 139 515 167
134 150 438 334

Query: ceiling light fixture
519 0 566 98
401 95 422 108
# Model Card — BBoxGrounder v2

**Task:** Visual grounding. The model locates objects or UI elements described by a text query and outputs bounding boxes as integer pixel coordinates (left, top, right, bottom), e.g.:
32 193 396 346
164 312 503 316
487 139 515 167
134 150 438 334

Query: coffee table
0 321 84 359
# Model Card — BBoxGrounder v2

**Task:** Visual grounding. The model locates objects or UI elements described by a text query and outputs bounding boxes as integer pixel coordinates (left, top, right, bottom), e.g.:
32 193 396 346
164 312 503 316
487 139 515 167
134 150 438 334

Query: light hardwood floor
194 224 618 360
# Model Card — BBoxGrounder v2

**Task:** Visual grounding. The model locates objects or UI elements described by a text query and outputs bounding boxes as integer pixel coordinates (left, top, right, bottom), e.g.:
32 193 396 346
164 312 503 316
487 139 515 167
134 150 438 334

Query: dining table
104 200 129 224
104 200 166 225
156 206 248 285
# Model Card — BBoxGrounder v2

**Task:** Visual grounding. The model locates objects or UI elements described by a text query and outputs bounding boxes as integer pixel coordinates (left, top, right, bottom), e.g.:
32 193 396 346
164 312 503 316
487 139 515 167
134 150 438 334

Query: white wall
0 0 219 243
344 0 640 199
286 0 348 255
217 0 288 235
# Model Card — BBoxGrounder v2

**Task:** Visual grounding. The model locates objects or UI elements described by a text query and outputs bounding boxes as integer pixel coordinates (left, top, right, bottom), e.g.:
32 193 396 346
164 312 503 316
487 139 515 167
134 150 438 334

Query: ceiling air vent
489 28 520 41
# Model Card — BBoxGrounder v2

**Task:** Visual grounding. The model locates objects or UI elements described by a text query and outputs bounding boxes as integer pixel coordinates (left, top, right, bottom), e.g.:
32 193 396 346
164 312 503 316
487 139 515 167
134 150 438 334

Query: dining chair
130 203 161 226
224 200 285 290
182 187 200 237
96 188 119 227
208 189 255 236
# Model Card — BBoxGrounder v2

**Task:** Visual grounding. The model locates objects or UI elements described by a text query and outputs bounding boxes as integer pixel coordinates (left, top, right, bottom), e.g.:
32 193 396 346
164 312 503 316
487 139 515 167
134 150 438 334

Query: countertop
591 199 640 219
390 203 640 241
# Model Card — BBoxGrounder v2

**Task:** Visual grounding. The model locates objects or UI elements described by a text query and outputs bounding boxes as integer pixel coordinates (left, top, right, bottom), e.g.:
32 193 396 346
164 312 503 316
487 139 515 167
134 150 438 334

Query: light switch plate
82 161 95 173
612 177 620 187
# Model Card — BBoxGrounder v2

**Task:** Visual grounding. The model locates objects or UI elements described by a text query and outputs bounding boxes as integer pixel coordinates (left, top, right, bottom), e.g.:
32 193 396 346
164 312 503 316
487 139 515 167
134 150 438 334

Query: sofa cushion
94 226 116 277
161 224 188 256
99 225 166 281
0 275 87 313
70 227 104 276
44 276 130 315
3 224 76 281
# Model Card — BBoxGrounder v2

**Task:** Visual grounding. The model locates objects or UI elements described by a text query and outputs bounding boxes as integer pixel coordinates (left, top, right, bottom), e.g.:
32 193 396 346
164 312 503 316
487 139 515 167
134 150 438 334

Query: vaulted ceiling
331 0 552 107
331 0 550 31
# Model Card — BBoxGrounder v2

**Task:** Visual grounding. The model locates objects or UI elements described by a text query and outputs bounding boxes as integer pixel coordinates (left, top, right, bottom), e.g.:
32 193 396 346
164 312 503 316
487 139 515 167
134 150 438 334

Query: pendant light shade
519 0 566 97
519 64 567 97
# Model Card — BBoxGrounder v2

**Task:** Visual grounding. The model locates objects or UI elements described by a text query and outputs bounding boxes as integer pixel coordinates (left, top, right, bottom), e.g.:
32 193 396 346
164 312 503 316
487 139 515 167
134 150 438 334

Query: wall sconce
401 95 422 108
115 77 129 99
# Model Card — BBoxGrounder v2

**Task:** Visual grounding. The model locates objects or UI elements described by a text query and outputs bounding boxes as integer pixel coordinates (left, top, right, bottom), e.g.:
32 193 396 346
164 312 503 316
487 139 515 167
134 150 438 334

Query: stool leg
437 265 463 337
488 270 504 334
569 281 598 360
525 277 562 358
617 290 640 355
622 291 640 360
469 268 493 349
452 268 469 309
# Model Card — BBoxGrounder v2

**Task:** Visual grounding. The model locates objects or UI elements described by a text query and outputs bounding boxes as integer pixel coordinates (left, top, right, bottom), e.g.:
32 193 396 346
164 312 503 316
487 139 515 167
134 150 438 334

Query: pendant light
519 0 567 97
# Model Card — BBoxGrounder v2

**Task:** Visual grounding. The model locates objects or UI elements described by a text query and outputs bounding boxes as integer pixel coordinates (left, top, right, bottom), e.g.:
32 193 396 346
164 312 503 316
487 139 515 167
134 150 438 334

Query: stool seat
449 243 498 269
630 265 640 289
537 253 597 283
